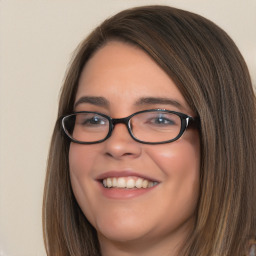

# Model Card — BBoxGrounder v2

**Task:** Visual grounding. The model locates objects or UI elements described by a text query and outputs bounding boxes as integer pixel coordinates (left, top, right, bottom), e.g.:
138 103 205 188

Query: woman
43 5 256 256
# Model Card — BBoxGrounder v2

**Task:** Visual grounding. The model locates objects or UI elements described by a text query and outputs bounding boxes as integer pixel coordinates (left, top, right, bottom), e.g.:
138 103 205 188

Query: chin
98 227 145 243
94 211 151 243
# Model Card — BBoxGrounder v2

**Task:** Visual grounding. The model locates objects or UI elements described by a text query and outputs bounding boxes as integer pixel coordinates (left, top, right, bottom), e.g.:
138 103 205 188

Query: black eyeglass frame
61 109 198 145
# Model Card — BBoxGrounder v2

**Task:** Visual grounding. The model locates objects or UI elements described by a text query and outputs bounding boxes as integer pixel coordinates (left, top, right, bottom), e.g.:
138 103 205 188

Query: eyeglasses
61 109 198 145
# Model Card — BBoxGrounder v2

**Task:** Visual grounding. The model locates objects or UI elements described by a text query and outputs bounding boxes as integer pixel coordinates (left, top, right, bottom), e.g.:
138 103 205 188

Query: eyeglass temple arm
188 116 200 129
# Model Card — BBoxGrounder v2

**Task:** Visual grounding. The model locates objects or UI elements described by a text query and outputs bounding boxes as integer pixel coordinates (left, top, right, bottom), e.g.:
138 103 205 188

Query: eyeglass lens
63 111 182 144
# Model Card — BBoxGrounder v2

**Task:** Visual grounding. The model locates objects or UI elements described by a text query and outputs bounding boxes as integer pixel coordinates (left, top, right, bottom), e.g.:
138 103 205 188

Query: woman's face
69 41 200 253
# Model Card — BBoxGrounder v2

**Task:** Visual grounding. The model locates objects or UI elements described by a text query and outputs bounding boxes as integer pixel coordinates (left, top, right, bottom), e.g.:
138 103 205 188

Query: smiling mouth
102 176 159 189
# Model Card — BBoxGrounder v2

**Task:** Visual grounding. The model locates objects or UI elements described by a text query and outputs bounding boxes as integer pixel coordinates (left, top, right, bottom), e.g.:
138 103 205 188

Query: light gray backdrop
0 0 255 255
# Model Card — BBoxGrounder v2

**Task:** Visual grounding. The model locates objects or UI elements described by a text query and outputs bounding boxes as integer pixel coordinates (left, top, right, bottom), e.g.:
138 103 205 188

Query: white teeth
135 178 143 188
112 177 117 187
102 177 158 189
117 177 126 188
142 180 148 188
107 178 112 188
126 178 135 188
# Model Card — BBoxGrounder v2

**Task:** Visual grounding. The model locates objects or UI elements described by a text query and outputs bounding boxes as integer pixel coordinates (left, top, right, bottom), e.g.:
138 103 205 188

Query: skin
69 41 200 256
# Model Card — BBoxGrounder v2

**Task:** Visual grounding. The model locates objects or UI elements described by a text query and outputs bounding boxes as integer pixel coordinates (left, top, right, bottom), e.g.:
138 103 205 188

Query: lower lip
98 183 158 199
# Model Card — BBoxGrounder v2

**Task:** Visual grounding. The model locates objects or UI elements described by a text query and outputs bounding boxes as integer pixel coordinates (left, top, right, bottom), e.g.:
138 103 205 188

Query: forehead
75 41 191 114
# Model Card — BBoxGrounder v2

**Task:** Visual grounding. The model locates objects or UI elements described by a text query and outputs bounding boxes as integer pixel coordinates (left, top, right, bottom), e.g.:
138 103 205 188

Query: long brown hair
43 5 256 256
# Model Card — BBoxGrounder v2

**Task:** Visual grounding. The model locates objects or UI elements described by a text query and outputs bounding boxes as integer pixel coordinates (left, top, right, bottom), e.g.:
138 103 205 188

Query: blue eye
83 116 106 125
76 114 108 127
146 114 177 126
153 116 175 125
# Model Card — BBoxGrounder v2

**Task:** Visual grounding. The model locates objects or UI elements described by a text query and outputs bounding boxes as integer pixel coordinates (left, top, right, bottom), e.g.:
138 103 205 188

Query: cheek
146 132 201 208
151 140 200 176
69 144 90 183
69 143 101 174
68 143 101 222
149 130 200 177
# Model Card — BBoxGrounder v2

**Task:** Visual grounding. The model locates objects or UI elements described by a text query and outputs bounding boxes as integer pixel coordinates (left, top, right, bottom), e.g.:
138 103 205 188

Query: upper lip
96 170 160 183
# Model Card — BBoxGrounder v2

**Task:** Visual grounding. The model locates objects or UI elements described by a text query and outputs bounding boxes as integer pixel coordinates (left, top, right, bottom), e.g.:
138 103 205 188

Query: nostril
105 151 134 158
124 152 133 156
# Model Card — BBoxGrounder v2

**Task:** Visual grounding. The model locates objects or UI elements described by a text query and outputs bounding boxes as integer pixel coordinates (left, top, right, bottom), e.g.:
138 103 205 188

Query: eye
147 114 177 126
77 114 108 127
84 116 106 125
152 115 175 125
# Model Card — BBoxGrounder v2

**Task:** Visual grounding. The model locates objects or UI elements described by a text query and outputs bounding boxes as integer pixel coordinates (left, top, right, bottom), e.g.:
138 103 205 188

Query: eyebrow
74 96 184 110
135 97 184 109
74 96 110 108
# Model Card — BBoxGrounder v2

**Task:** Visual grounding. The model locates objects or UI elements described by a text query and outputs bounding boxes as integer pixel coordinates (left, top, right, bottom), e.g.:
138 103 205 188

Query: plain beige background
0 1 255 255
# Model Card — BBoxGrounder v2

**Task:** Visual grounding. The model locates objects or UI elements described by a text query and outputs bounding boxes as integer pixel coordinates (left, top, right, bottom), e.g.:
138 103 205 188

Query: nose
103 122 142 159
